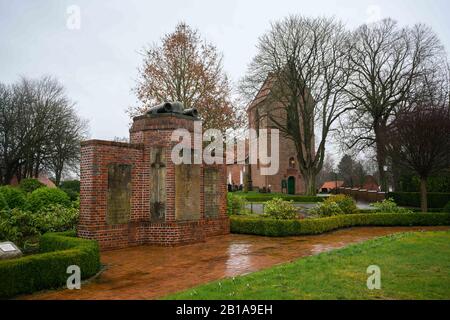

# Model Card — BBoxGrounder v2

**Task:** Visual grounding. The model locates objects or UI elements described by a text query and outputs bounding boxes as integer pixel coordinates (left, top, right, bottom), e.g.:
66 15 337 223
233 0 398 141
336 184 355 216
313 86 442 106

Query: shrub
34 205 79 233
0 209 40 248
230 213 450 237
0 205 80 250
371 198 413 214
243 194 324 203
0 186 28 209
443 202 450 213
328 195 358 214
388 192 450 209
60 180 80 202
0 232 101 299
264 198 298 220
18 178 45 193
0 192 9 211
227 193 248 215
309 201 343 217
60 180 80 193
309 194 357 217
28 187 71 212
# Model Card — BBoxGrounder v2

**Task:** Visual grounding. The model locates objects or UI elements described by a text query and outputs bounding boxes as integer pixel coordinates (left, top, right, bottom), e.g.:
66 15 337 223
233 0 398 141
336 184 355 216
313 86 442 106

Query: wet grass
165 231 450 300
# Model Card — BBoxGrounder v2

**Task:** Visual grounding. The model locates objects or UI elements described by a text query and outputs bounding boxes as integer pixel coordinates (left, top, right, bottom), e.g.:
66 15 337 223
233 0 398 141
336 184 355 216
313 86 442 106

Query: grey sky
1 0 449 153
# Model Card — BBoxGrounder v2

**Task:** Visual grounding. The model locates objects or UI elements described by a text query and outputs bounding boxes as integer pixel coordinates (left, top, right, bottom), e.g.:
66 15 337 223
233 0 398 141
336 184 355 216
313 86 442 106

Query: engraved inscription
107 164 132 225
150 147 166 222
204 167 220 218
175 151 201 221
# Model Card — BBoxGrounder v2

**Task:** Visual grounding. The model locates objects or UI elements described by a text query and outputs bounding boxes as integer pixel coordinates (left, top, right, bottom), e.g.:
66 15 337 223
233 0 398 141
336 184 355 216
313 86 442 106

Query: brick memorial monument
78 102 229 250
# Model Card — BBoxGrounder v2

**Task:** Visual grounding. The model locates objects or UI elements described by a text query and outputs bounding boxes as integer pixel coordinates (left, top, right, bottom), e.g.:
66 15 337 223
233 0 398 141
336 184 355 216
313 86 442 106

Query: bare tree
241 16 352 195
387 105 450 212
0 76 88 185
340 19 446 191
131 22 244 133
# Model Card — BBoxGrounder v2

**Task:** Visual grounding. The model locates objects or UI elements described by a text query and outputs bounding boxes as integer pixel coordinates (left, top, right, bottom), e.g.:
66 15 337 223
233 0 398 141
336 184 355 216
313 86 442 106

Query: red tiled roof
321 181 344 190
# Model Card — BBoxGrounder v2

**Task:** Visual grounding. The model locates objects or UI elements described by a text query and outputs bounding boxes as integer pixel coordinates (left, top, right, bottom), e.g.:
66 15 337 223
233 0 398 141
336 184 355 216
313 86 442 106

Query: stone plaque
150 147 167 222
204 167 220 218
175 154 201 221
107 163 132 225
0 242 22 260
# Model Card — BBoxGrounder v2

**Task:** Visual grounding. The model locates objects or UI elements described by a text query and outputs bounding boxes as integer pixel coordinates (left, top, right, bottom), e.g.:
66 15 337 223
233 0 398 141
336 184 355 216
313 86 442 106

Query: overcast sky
1 0 449 160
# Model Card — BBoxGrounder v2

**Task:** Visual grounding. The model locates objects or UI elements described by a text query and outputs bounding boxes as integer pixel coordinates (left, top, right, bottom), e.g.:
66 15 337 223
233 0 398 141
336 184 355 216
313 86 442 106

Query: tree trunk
375 123 387 192
303 170 316 196
420 177 428 213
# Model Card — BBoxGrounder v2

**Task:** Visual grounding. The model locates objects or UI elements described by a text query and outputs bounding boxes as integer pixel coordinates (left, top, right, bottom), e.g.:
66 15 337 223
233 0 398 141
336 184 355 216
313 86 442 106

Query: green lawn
166 231 450 300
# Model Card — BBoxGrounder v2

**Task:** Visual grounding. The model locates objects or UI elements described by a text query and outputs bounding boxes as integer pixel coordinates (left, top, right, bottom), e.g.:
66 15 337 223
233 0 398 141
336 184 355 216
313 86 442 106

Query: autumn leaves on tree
131 23 243 133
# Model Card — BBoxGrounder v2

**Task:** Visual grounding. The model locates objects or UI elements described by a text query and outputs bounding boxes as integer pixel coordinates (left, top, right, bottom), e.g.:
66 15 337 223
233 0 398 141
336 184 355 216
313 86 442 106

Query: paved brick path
21 226 449 300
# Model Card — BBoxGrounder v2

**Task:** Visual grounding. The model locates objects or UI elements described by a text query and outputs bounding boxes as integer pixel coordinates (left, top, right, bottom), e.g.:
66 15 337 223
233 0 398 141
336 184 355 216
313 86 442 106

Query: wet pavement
21 226 449 300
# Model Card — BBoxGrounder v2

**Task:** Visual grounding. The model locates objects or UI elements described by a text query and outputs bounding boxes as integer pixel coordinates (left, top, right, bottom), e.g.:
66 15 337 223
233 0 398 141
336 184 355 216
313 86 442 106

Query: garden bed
0 231 100 299
230 213 450 237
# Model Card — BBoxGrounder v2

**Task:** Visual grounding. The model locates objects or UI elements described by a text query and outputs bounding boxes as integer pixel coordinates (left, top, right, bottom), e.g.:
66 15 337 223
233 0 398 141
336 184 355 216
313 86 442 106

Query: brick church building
244 76 314 195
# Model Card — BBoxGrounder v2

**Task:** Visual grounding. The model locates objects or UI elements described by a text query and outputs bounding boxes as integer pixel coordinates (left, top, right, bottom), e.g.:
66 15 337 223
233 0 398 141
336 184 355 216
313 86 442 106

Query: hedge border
0 231 100 299
230 213 450 237
388 192 450 209
238 195 325 203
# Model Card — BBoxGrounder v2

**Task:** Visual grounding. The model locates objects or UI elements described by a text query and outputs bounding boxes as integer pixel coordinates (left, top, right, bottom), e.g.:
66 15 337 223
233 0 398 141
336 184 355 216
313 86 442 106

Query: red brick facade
78 114 229 250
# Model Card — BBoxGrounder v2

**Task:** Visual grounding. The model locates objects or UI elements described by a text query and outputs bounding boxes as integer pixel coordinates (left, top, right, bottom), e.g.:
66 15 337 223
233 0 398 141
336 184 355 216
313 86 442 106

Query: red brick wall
78 114 229 250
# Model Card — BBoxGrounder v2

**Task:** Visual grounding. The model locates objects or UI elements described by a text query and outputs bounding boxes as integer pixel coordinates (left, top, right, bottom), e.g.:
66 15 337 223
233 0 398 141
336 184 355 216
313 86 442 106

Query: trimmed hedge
0 231 101 299
230 213 450 237
388 192 450 209
242 195 325 203
28 187 71 212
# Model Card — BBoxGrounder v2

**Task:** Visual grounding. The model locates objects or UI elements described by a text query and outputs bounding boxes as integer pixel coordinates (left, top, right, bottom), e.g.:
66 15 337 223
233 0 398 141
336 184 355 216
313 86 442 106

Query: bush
309 194 357 217
371 198 413 214
18 178 45 193
0 186 28 210
0 192 9 211
264 198 298 220
309 201 343 217
28 187 71 212
0 232 101 299
60 180 80 202
230 213 450 237
34 205 79 233
443 202 450 213
60 180 80 193
227 193 248 215
241 194 325 203
0 209 40 249
388 192 450 209
0 205 79 249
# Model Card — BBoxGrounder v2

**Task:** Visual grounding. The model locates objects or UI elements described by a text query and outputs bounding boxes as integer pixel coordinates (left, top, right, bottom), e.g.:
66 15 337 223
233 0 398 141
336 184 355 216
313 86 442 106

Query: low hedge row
388 192 450 209
0 231 100 299
241 195 325 203
230 213 450 237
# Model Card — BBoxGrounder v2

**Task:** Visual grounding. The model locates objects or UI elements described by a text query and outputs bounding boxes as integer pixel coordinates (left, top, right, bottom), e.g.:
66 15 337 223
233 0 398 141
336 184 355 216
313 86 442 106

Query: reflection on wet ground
22 226 449 300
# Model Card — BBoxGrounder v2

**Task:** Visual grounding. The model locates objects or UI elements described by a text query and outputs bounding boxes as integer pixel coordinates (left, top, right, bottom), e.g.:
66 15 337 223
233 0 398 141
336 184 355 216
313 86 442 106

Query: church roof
246 75 275 113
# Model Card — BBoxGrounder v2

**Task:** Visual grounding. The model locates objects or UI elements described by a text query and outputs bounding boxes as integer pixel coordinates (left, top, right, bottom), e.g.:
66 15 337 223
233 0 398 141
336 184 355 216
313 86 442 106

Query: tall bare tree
131 22 243 133
0 76 88 185
340 19 446 191
241 16 352 195
387 105 450 212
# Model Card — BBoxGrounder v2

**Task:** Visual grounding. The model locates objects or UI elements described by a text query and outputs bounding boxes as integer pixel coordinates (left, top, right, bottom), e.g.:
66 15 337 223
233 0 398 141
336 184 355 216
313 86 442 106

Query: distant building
320 181 345 193
9 173 56 188
246 75 315 194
